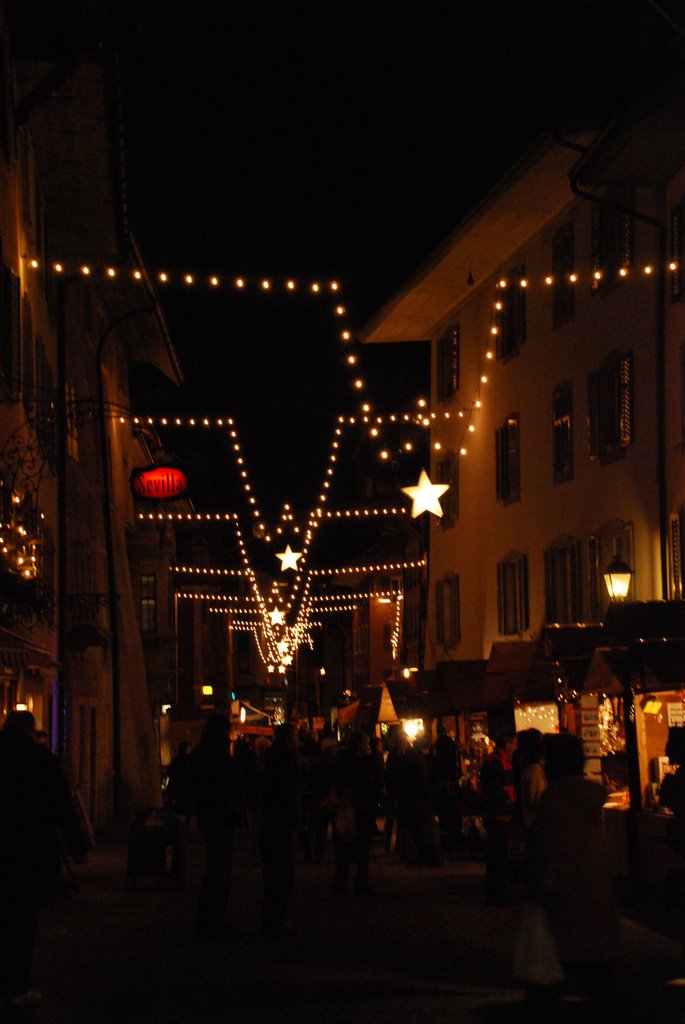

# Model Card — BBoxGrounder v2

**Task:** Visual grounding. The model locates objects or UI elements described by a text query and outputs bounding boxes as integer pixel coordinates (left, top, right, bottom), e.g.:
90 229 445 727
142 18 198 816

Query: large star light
276 545 302 571
402 469 450 518
269 607 285 625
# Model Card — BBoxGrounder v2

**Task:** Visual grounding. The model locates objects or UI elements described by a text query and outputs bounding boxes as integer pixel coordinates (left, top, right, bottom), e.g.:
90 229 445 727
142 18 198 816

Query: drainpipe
95 305 155 816
566 140 668 600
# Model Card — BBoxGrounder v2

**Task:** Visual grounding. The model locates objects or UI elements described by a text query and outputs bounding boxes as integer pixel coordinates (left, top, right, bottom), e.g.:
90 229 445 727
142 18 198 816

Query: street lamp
603 555 633 601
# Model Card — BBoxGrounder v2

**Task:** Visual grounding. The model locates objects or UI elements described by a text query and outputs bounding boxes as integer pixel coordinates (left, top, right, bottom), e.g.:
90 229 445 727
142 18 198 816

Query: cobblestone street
12 824 685 1024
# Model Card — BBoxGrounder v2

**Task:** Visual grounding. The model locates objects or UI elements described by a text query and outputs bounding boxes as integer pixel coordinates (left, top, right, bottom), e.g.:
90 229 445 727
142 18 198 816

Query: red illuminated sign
130 464 189 501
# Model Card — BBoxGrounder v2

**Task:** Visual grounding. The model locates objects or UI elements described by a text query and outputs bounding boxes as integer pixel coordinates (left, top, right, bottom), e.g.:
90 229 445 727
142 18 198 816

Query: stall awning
583 647 631 695
337 700 360 726
0 627 53 672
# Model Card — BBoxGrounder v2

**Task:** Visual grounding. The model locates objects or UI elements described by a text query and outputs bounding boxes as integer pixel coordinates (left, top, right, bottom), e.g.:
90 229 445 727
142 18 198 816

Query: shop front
580 609 685 890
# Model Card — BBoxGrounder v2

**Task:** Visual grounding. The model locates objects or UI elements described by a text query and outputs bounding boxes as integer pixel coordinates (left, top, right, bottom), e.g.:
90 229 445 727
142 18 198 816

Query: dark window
436 450 459 528
681 342 685 450
496 414 520 502
0 261 21 396
544 538 582 624
671 202 685 303
497 553 529 636
587 351 633 461
552 223 575 327
591 192 633 290
435 576 460 648
140 574 157 633
552 381 573 484
437 324 459 401
495 267 526 359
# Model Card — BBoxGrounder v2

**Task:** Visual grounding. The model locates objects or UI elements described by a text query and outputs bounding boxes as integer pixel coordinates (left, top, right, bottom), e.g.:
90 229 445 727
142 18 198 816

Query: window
552 381 573 484
671 201 684 303
681 343 685 450
587 351 633 460
591 192 633 290
435 575 460 648
544 537 582 624
495 267 526 359
66 383 79 461
437 324 459 401
496 414 520 502
0 260 20 396
21 293 34 420
140 574 157 633
497 553 529 636
436 450 458 528
552 223 575 328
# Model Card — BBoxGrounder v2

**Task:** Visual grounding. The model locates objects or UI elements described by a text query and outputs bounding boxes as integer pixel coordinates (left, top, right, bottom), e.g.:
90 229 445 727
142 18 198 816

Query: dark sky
118 0 681 532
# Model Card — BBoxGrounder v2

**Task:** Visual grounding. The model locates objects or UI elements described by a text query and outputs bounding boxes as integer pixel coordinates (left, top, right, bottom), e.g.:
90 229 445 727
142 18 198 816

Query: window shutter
544 549 554 623
519 554 529 631
590 206 601 290
496 563 505 634
508 416 520 499
495 428 503 500
618 353 633 446
670 514 683 600
449 576 461 646
435 581 444 646
587 371 599 458
671 203 684 303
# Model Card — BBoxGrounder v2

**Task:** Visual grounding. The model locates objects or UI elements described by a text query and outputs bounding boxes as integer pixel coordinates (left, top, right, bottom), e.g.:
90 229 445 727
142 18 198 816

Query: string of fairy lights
13 251 676 675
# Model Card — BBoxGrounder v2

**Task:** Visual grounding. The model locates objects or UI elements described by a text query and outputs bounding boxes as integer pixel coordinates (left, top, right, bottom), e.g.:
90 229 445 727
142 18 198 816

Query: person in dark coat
190 714 241 941
0 711 89 1008
259 722 300 936
164 741 194 828
526 732 620 1019
480 730 517 905
331 729 378 895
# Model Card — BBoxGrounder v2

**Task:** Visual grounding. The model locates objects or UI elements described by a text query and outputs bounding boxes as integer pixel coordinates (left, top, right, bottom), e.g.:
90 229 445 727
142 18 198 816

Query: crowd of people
0 707 624 1018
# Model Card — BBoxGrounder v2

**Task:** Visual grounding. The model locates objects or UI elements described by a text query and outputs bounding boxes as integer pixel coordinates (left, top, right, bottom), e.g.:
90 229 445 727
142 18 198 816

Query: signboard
130 464 189 501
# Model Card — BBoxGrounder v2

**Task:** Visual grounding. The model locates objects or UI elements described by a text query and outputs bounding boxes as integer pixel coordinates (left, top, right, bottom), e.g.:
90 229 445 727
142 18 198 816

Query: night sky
117 1 680 533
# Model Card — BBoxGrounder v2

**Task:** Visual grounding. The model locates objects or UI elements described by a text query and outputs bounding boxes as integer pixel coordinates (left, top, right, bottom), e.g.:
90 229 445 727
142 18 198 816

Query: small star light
276 544 302 571
269 607 285 625
402 469 449 518
282 654 294 666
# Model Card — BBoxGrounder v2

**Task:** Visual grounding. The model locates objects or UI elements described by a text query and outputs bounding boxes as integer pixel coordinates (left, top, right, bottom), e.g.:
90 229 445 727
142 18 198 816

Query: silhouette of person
0 711 89 1008
190 715 241 941
165 741 194 828
259 723 300 936
527 732 620 1019
480 730 517 905
331 729 377 894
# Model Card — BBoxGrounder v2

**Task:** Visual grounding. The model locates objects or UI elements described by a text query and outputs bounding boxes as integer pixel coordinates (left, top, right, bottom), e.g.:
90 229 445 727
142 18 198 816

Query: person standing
259 723 300 937
0 711 89 1008
480 730 517 905
527 732 620 1018
190 715 241 941
165 741 194 829
331 729 378 895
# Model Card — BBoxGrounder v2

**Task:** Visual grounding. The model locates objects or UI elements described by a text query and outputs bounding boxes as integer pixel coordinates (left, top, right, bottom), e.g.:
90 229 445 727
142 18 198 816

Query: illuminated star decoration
269 607 285 625
402 468 450 518
276 545 302 571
